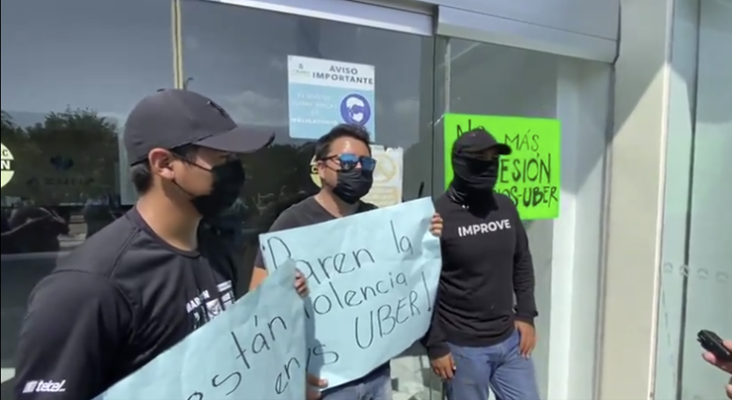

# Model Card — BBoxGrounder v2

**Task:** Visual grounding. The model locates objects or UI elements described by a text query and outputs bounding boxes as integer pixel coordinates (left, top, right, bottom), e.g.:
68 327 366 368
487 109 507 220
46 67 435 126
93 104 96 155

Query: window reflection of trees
1 109 118 206
239 141 317 228
1 108 320 254
1 109 119 254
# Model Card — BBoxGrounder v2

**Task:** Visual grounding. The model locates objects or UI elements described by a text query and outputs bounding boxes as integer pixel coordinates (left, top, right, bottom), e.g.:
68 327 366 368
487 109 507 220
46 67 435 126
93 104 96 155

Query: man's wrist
426 342 450 359
515 316 535 325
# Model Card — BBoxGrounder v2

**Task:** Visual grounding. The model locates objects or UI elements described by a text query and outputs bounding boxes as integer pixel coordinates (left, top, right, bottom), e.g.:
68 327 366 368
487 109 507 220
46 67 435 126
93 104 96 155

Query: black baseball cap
453 128 512 156
124 89 275 165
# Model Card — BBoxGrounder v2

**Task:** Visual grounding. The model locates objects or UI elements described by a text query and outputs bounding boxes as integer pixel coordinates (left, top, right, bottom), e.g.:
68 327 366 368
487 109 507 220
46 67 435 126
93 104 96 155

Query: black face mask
332 168 374 204
177 160 246 218
452 155 499 195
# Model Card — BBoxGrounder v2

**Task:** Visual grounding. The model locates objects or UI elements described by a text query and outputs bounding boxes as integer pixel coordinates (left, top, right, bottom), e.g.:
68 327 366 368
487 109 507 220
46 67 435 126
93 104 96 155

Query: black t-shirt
14 208 240 400
421 192 536 358
252 196 390 384
253 196 377 268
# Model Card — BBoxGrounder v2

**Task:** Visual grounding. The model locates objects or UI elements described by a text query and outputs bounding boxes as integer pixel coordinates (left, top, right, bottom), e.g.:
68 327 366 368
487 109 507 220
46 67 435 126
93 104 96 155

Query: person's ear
316 160 328 181
148 148 175 180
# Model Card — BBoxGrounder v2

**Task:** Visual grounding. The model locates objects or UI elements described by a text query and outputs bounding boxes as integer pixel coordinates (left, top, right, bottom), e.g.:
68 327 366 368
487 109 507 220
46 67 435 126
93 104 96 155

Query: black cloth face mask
176 159 246 218
332 168 374 204
452 155 499 196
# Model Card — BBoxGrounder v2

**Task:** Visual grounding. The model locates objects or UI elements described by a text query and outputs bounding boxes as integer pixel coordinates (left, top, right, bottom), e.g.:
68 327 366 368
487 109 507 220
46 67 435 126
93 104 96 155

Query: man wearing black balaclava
421 128 540 400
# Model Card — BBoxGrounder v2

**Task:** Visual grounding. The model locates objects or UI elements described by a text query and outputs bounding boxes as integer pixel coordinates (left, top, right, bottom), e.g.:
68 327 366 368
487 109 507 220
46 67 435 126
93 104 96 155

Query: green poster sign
444 114 562 220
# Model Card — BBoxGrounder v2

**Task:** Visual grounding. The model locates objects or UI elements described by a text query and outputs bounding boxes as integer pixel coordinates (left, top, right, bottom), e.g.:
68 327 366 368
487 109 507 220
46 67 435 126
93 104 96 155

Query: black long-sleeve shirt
422 192 537 358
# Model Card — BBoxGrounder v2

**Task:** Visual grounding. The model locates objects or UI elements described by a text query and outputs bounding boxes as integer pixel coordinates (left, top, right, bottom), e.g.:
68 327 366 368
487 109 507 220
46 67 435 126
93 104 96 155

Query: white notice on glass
362 145 403 208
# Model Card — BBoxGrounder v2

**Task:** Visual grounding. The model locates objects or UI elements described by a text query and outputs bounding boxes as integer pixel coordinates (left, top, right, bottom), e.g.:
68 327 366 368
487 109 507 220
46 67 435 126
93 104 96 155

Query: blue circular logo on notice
339 94 371 126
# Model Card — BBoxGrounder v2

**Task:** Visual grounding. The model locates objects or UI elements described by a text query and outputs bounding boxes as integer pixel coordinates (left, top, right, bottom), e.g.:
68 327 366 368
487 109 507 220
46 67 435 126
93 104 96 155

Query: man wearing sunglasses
251 123 443 400
14 89 314 400
422 128 539 400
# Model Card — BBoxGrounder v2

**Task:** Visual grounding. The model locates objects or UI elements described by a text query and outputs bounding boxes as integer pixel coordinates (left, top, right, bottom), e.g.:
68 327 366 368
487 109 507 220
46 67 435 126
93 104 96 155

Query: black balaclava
447 128 511 206
450 154 498 203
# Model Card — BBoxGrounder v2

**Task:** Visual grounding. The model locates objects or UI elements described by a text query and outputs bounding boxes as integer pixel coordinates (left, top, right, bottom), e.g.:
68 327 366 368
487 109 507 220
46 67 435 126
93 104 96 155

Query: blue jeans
445 330 540 400
320 365 392 400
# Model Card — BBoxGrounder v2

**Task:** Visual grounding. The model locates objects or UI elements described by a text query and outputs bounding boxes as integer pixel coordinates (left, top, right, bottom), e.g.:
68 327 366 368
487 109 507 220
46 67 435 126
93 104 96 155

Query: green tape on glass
444 114 562 220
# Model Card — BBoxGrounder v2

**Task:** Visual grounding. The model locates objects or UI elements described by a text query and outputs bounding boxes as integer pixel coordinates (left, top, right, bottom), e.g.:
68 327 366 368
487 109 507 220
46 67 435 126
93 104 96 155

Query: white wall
549 59 610 400
407 0 618 41
598 0 674 398
435 4 616 62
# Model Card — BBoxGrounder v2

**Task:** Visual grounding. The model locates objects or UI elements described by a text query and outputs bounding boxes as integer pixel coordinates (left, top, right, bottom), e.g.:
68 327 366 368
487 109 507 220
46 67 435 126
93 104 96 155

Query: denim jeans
445 330 540 400
320 365 392 400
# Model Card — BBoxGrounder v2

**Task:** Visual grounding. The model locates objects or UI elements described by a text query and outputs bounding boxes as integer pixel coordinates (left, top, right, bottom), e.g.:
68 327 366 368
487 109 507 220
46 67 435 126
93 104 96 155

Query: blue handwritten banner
259 197 442 388
95 262 306 400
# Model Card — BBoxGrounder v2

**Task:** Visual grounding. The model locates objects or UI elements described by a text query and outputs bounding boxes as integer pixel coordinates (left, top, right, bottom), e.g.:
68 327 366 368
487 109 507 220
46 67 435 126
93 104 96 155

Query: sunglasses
321 153 377 172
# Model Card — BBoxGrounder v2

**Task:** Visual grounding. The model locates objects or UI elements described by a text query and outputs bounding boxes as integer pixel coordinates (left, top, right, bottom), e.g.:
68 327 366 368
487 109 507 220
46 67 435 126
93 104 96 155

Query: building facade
0 0 729 399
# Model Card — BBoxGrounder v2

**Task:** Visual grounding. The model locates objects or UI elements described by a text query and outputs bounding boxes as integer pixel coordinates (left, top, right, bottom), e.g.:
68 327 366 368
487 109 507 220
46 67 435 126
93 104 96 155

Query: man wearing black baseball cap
422 128 540 400
13 89 315 400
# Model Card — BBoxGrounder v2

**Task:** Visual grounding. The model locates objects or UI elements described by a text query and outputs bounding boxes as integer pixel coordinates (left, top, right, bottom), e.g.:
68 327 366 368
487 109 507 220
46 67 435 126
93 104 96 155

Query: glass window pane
680 3 732 397
656 0 732 398
0 0 174 392
178 2 436 398
435 37 611 400
178 4 435 256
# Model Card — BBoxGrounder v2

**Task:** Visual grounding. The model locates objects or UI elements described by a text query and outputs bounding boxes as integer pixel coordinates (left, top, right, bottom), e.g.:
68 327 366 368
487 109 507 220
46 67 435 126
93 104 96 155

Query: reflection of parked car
240 192 312 268
4 206 69 253
201 198 248 251
82 195 121 238
2 210 64 392
1 245 61 398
